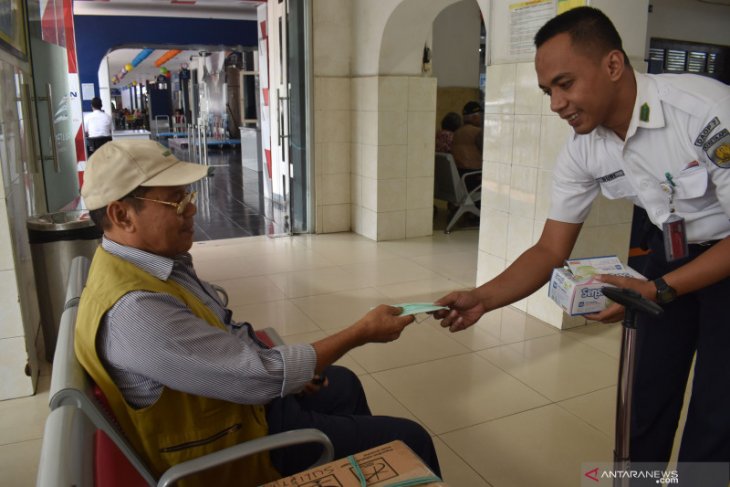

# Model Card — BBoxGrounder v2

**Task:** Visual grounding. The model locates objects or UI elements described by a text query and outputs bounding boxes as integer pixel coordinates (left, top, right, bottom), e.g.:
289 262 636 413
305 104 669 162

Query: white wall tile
406 208 433 238
350 142 362 176
0 270 22 338
526 283 566 327
597 196 634 226
361 143 378 179
328 110 351 143
377 178 406 212
378 77 408 113
483 114 514 164
539 115 571 172
506 215 535 262
479 208 509 259
406 177 434 210
322 173 351 205
515 62 543 115
361 207 378 241
351 173 362 207
508 165 538 219
535 170 553 221
476 251 505 287
315 205 324 233
378 110 407 146
315 77 350 111
512 115 540 167
408 77 437 112
0 336 33 400
357 110 378 145
377 145 407 179
319 141 351 175
323 204 351 233
377 210 406 241
408 104 436 175
362 176 378 211
481 162 511 212
351 204 362 235
351 77 378 112
484 64 516 114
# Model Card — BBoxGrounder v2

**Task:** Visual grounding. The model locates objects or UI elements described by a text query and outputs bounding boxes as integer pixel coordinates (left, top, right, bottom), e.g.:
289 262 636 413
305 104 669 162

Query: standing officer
435 6 730 485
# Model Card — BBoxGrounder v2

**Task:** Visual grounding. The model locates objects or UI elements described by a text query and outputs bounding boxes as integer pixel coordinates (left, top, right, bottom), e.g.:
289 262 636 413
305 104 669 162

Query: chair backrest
433 152 466 204
49 256 159 486
37 405 95 487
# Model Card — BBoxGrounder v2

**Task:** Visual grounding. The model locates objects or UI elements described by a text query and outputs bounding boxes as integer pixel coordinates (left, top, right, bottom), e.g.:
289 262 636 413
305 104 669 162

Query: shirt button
654 208 664 217
640 180 650 189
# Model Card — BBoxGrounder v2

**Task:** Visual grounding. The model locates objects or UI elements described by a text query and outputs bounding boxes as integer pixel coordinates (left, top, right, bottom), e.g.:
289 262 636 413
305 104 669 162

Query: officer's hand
434 290 487 332
585 302 625 323
594 274 656 301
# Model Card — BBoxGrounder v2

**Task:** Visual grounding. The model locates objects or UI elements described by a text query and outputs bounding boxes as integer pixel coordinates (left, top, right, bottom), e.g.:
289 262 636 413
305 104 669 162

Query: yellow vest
75 247 279 486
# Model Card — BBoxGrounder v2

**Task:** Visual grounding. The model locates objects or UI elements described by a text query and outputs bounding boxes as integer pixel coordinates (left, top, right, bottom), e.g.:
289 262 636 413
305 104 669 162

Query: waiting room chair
433 152 481 234
44 256 334 487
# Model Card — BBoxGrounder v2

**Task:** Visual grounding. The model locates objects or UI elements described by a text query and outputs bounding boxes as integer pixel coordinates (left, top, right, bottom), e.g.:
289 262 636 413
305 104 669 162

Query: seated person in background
85 97 113 155
435 111 462 153
451 101 484 193
76 140 440 486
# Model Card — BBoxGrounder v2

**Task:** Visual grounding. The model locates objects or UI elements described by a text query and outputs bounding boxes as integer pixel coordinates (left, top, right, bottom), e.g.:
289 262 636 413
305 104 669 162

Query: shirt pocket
673 166 709 212
599 177 636 200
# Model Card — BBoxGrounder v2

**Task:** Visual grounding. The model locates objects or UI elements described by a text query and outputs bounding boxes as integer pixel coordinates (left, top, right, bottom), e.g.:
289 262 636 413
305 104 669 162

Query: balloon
160 66 168 74
124 63 133 72
165 71 171 79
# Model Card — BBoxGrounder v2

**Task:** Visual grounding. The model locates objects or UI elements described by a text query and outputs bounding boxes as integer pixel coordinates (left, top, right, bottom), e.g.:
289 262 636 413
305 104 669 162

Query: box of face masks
261 440 446 487
548 255 645 316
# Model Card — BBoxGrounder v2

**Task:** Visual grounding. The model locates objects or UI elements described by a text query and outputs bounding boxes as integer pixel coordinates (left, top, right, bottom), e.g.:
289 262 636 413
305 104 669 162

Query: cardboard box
261 440 447 487
548 255 645 316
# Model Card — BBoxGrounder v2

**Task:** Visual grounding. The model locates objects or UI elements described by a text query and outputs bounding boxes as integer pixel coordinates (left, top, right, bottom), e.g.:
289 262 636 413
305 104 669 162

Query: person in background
451 101 484 192
76 140 440 486
85 97 113 155
435 111 462 153
435 7 730 486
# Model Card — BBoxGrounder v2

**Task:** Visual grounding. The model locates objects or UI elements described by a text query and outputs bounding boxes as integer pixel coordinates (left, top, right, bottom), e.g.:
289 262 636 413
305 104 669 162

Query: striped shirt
97 238 316 409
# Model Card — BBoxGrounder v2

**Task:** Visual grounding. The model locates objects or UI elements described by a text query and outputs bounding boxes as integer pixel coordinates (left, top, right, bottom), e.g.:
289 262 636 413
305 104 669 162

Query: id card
662 214 688 262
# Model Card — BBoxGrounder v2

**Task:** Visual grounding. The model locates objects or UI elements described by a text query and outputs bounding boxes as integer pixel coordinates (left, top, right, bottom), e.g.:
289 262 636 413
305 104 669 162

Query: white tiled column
351 75 436 241
477 62 633 329
314 76 352 233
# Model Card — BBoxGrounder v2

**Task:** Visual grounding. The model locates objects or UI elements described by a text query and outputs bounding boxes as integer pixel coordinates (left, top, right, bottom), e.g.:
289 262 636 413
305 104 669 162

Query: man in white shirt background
85 96 113 155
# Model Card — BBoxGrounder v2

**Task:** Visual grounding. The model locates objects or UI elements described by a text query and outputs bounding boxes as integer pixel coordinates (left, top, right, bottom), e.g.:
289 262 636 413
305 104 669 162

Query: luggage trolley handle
601 286 663 487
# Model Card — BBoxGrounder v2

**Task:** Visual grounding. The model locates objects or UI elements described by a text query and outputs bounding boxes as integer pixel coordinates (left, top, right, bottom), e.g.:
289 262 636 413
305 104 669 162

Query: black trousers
266 365 440 478
631 232 730 485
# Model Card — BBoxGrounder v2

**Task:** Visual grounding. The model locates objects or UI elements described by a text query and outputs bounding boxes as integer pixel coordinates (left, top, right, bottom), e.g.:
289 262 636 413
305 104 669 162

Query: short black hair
441 112 462 131
462 101 483 116
534 7 630 66
91 97 103 110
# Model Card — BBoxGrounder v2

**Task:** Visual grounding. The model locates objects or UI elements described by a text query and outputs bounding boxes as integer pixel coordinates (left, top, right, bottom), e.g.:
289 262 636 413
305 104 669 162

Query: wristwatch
654 277 677 304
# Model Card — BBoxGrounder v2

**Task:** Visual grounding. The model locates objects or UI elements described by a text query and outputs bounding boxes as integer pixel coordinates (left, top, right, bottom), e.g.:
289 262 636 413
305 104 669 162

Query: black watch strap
654 277 677 304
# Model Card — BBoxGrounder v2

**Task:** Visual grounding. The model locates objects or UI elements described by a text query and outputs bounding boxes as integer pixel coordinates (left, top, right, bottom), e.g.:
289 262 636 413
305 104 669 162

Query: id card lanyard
660 172 689 261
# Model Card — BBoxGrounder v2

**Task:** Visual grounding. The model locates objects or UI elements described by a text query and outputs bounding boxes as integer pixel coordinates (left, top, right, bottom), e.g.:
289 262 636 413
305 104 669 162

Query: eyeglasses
133 191 197 215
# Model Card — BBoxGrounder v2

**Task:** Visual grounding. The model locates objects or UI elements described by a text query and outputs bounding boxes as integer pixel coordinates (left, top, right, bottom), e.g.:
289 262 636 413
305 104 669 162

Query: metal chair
433 152 481 233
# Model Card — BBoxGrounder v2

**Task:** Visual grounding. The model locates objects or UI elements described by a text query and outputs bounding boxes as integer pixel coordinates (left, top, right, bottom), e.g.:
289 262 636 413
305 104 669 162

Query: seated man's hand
357 304 415 343
434 290 486 332
300 374 329 396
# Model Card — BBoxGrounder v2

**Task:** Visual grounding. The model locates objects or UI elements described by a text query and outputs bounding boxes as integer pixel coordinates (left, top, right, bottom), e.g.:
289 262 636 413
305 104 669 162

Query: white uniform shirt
549 71 730 243
86 109 113 137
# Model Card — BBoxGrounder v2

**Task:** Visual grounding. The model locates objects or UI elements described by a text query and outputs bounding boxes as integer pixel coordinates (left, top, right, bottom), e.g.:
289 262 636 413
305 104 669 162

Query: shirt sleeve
547 140 601 224
102 290 317 405
696 90 730 220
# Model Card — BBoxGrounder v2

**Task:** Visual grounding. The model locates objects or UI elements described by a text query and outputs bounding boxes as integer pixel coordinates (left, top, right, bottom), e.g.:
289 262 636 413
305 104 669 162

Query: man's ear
107 200 136 232
606 49 626 81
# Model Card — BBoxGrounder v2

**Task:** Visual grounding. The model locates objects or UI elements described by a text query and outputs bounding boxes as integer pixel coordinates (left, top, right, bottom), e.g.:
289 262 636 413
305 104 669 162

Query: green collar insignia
640 102 650 122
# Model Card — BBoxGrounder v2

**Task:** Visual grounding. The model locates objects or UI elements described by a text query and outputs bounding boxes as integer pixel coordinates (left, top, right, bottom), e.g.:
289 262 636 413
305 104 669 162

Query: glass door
27 2 80 212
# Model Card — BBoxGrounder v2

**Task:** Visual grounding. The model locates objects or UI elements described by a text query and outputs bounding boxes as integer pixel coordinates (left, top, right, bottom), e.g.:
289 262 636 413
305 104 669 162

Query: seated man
75 140 439 486
85 97 113 155
451 101 484 193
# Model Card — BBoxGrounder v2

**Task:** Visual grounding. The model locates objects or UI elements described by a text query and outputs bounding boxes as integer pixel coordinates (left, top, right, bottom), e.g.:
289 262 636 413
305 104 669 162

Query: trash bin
27 210 102 361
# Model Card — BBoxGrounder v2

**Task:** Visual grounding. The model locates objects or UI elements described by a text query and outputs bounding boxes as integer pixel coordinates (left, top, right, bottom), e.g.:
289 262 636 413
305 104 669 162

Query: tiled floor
1 227 682 487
